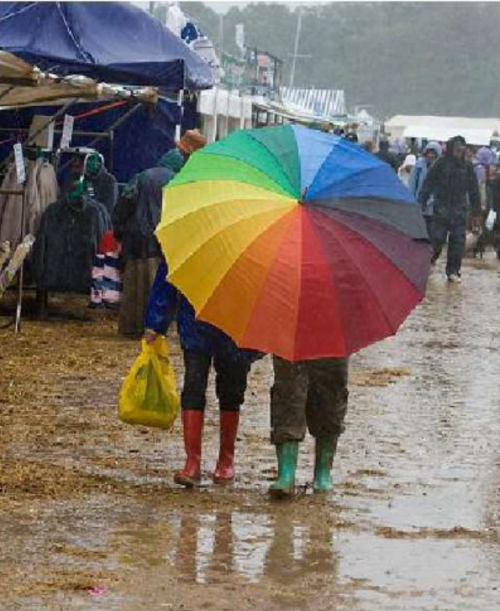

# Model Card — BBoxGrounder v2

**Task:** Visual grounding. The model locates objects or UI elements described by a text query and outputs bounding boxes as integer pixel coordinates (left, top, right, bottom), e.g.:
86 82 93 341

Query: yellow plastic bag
119 337 180 429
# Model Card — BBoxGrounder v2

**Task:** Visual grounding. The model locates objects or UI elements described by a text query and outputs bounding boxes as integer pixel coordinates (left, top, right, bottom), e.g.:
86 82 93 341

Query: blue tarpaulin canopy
0 1 213 90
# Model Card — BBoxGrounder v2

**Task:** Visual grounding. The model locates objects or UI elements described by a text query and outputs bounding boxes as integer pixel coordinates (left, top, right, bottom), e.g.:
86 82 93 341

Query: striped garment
90 231 122 308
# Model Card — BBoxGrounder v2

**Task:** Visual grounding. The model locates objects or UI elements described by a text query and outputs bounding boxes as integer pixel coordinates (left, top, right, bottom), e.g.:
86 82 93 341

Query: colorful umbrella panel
157 125 432 361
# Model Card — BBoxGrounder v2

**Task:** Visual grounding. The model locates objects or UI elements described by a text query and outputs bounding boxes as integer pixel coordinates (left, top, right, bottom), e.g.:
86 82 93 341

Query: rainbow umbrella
156 125 432 361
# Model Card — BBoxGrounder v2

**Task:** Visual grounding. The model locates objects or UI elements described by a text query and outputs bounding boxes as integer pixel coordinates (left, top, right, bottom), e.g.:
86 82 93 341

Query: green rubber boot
269 441 299 499
313 439 337 493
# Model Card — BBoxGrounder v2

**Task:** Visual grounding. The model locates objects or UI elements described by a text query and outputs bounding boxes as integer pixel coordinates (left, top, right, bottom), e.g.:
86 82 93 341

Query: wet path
1 257 500 610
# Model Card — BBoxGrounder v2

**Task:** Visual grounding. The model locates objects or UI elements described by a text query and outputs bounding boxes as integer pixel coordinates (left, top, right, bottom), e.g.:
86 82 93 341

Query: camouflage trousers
270 356 349 445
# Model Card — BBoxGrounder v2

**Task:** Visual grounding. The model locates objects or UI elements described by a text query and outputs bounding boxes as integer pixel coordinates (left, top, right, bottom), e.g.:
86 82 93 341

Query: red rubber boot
174 410 204 488
213 411 240 483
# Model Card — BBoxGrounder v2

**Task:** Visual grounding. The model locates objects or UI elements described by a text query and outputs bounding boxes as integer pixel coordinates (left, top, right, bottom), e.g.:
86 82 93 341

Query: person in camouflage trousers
269 356 349 498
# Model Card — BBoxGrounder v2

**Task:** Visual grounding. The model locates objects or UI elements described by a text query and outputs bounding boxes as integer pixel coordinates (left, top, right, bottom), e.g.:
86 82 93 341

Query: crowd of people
374 134 500 283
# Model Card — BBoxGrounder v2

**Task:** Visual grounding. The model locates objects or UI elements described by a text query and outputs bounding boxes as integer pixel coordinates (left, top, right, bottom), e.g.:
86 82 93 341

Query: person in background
408 141 442 235
418 135 481 283
144 259 259 488
113 130 207 337
471 147 494 257
376 137 400 171
344 132 359 144
398 154 416 188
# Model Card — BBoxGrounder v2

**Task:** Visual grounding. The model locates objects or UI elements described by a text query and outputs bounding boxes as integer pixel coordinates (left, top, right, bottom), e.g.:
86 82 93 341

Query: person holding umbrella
144 262 258 487
155 125 432 497
269 357 349 496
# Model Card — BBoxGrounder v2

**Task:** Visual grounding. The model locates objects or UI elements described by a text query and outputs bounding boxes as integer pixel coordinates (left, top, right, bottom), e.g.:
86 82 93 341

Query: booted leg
213 353 251 484
446 217 466 279
305 358 349 492
174 410 204 488
213 411 240 483
313 438 338 492
269 441 299 499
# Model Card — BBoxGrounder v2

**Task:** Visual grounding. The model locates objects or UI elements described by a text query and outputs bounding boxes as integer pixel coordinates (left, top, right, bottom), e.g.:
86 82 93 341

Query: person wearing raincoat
144 129 258 488
398 154 416 188
418 135 481 283
144 261 259 487
113 131 206 337
408 141 442 235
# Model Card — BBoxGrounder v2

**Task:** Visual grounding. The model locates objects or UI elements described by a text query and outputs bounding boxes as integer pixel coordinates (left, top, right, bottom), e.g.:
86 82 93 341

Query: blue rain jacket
145 260 259 362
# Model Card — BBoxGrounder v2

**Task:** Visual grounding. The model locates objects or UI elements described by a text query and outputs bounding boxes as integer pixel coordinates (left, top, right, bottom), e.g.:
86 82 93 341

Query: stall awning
0 2 213 90
386 115 500 145
0 51 158 108
403 125 495 147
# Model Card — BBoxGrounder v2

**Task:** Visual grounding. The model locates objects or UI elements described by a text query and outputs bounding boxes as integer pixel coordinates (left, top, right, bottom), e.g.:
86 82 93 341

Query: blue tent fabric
0 97 199 182
0 2 213 90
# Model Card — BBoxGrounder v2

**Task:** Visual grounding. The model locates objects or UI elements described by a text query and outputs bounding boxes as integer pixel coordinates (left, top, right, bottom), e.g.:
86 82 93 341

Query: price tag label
13 143 25 184
60 114 74 150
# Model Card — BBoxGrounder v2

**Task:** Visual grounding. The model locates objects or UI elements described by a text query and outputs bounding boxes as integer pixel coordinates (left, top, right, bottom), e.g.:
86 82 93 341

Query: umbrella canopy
0 2 213 90
156 125 432 361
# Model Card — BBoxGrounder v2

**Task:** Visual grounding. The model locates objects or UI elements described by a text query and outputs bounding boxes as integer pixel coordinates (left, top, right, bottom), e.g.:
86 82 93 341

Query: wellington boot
174 410 204 488
313 438 337 493
214 411 240 483
269 441 299 499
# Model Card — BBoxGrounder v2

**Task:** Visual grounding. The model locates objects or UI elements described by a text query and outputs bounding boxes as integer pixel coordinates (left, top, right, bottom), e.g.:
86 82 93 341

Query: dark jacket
33 195 111 292
418 140 480 220
88 167 119 216
376 144 400 171
112 167 174 262
146 259 259 363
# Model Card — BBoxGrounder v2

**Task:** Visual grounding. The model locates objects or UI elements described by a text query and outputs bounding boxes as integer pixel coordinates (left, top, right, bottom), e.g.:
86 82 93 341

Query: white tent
385 114 500 146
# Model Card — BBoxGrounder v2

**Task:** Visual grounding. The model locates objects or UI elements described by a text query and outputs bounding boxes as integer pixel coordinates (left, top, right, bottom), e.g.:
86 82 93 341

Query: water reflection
114 502 339 591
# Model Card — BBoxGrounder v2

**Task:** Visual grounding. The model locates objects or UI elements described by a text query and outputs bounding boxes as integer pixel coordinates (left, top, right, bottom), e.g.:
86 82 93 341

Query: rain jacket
408 142 442 216
157 148 186 173
112 167 174 262
418 137 480 220
145 259 259 362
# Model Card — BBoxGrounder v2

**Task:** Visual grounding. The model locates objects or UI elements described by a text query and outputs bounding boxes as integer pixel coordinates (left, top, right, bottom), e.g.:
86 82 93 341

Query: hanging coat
32 195 111 292
0 159 58 248
87 166 119 216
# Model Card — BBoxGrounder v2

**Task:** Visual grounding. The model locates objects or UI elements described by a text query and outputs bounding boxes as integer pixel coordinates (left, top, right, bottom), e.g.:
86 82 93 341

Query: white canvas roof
386 114 500 145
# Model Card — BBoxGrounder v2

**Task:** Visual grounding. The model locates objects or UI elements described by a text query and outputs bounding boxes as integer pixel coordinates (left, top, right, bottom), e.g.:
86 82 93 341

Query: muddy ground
1 256 500 611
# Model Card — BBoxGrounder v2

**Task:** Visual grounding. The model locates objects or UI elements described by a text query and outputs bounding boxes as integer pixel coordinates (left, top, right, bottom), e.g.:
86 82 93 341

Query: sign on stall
60 114 75 150
13 143 25 184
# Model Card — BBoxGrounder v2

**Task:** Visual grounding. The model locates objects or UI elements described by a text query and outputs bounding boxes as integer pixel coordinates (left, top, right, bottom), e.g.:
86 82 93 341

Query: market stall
0 1 214 328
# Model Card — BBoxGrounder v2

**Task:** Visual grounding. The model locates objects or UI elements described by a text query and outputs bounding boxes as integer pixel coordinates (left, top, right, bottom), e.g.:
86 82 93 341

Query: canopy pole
57 102 142 175
175 89 184 141
14 188 26 334
211 88 218 142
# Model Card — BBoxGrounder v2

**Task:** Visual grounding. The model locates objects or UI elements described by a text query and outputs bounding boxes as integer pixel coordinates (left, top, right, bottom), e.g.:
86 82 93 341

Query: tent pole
57 102 142 175
84 103 142 150
175 89 184 141
14 187 26 334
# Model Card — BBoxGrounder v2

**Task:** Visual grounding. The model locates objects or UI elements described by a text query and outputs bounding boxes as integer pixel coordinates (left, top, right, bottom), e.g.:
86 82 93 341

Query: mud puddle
2 256 500 610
